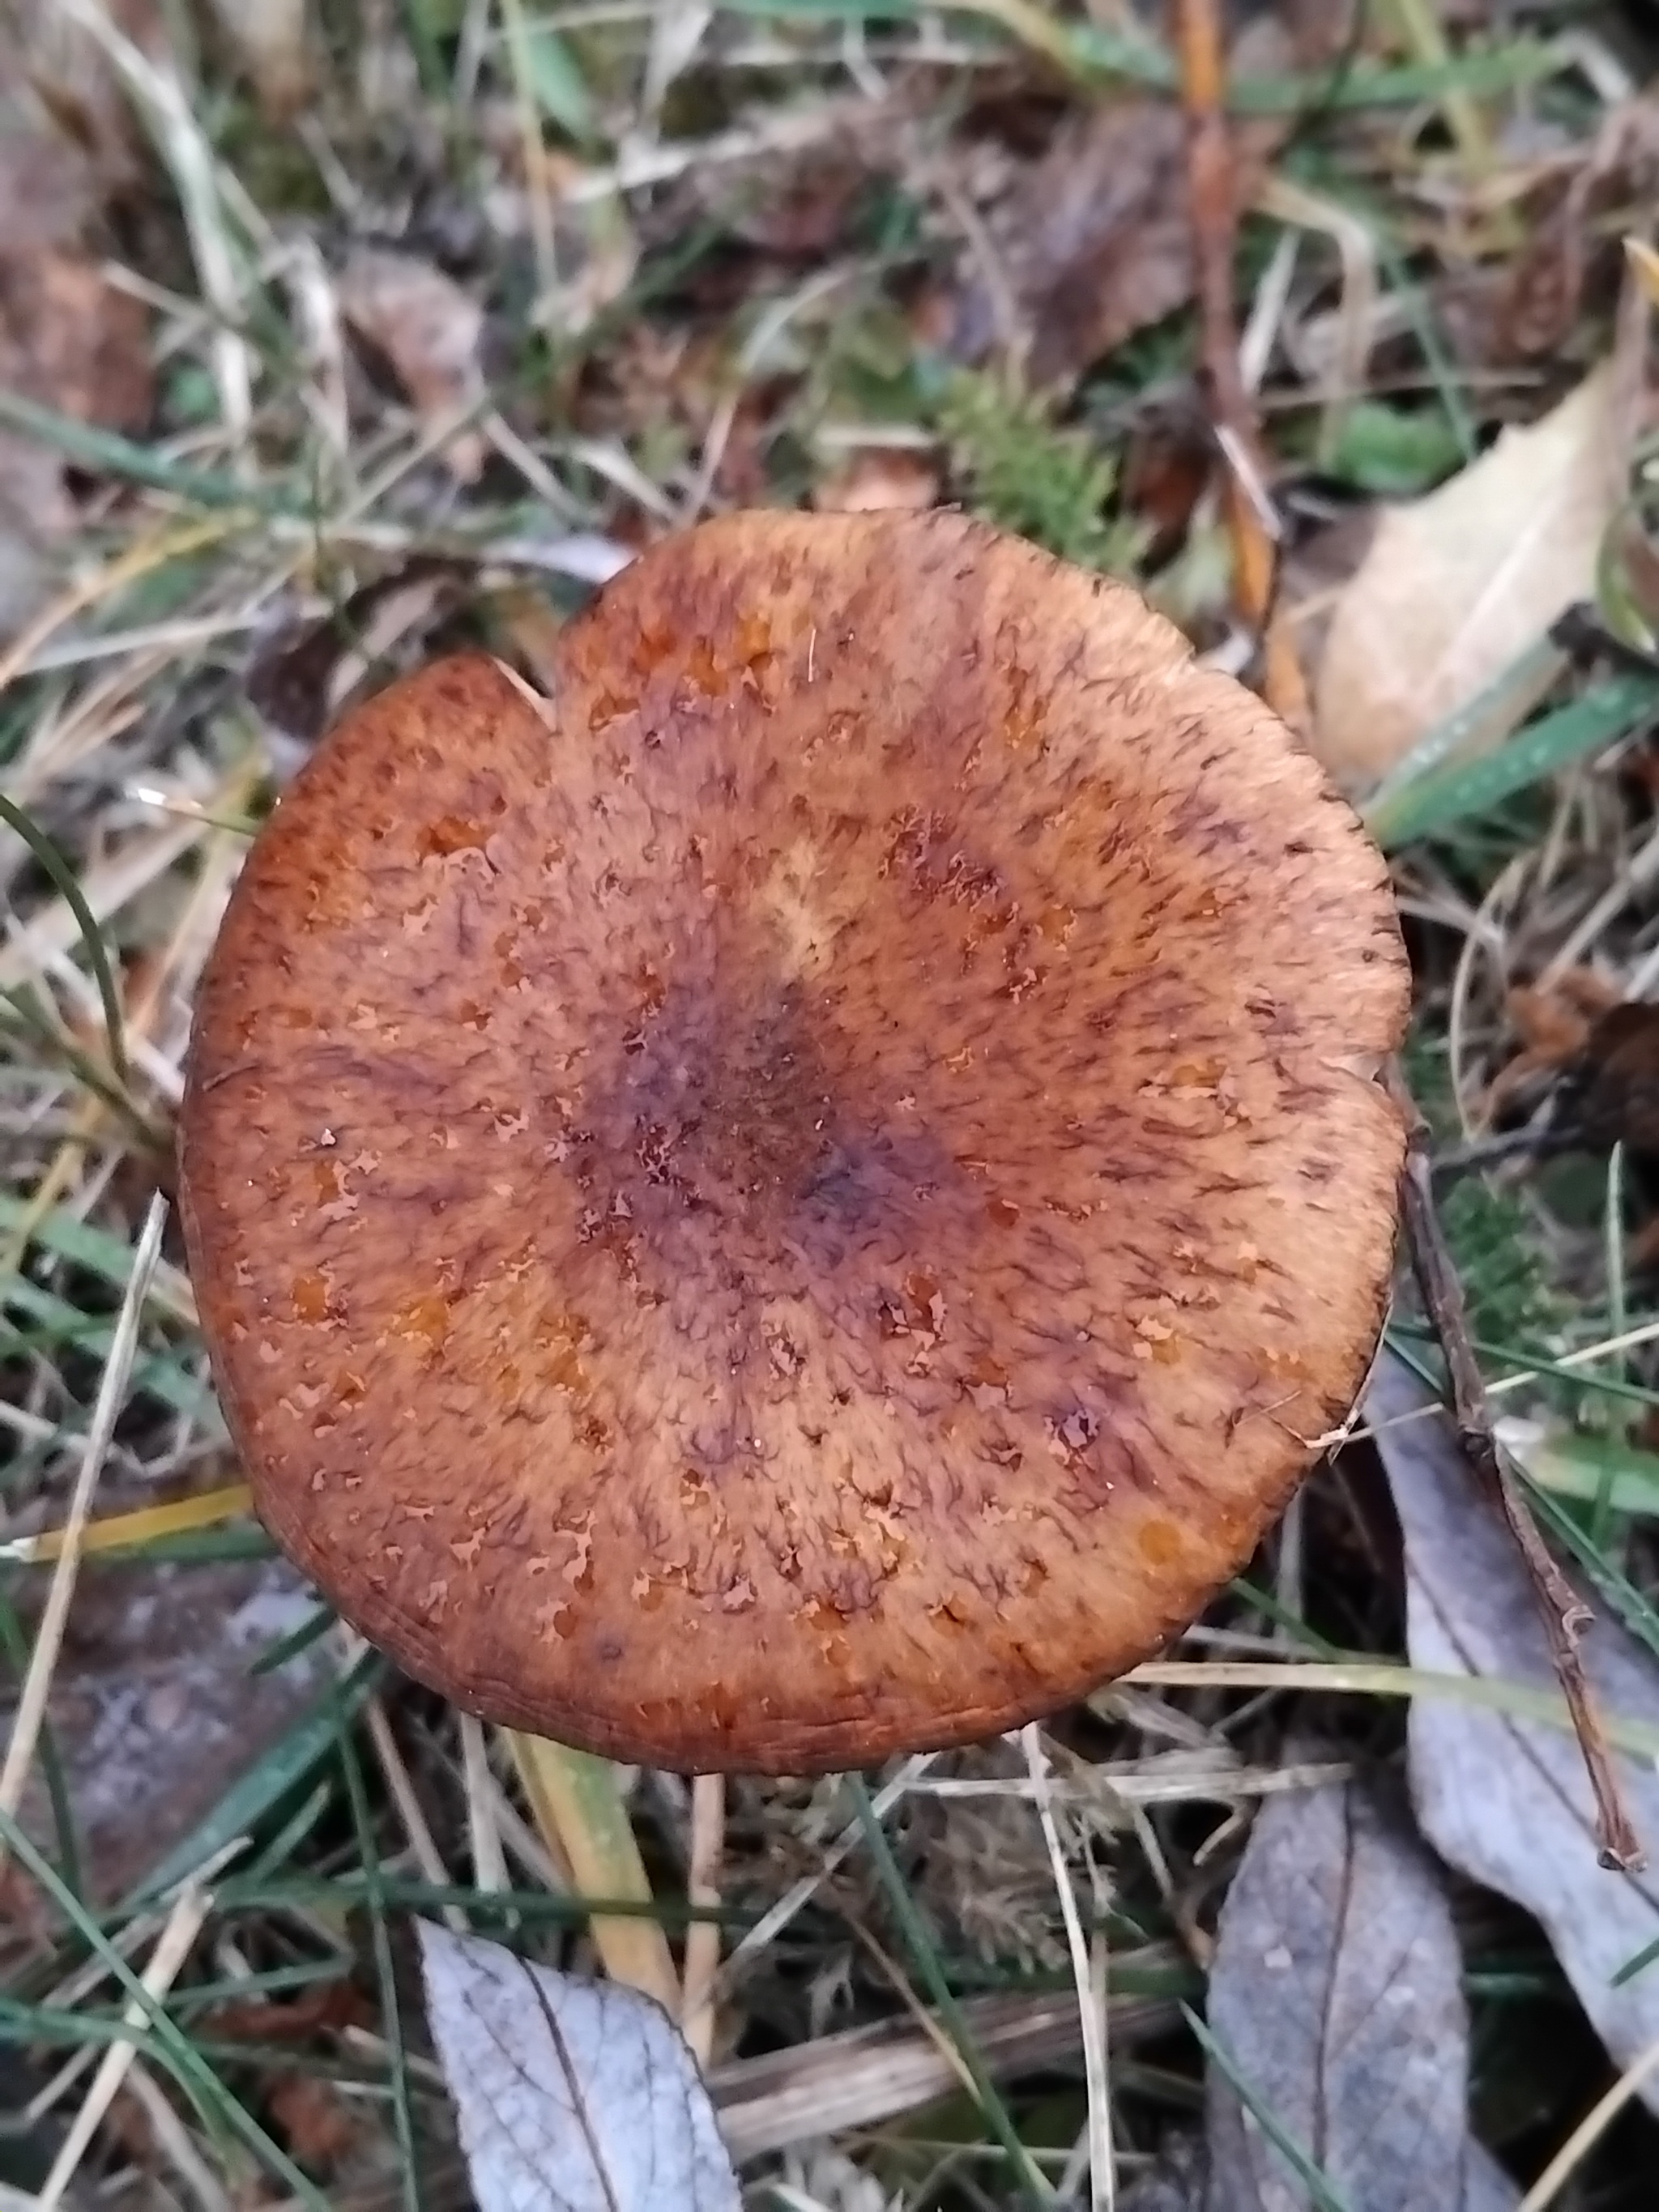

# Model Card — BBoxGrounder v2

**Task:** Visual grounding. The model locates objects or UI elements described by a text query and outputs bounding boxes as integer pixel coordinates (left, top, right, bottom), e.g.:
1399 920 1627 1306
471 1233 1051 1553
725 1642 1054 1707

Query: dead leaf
418 1920 742 2210
1547 999 1659 1157
1 1555 335 1902
1313 364 1628 789
951 103 1194 385
205 0 314 120
815 450 939 514
1203 1763 1518 2210
2 250 151 430
951 15 1296 387
201 1984 373 2043
1123 402 1216 565
245 561 456 760
1368 1353 1659 2114
0 92 152 635
1477 970 1621 1127
339 249 487 483
267 2072 365 2173
4 4 156 188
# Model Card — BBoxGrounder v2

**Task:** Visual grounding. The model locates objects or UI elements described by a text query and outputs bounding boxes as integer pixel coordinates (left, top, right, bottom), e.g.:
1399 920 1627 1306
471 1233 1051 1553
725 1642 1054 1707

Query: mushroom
180 510 1407 1774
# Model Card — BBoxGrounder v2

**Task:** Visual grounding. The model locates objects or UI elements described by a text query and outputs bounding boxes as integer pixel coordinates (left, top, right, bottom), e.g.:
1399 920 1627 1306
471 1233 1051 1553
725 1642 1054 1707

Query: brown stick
1386 1062 1644 1871
1171 0 1308 731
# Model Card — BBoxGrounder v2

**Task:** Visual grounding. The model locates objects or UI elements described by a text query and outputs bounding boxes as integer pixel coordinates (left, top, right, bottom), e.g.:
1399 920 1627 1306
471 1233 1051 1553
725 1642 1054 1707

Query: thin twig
1386 1062 1644 1871
1172 0 1307 730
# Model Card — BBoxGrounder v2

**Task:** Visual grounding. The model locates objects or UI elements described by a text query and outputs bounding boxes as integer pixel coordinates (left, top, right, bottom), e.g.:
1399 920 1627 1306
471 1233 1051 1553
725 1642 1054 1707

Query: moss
936 373 1140 574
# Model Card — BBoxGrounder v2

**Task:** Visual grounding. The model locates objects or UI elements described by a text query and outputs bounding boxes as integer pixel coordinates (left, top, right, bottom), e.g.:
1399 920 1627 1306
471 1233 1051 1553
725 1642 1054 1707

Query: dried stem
681 1771 726 2067
1171 0 1307 729
1387 1062 1644 1871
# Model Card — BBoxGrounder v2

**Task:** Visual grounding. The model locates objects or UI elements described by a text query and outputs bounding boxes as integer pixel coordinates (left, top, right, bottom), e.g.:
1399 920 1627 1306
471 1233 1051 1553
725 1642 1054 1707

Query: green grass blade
1367 671 1659 850
0 794 130 1086
0 1279 212 1421
1519 1479 1659 1666
849 1774 1054 2203
1614 1929 1659 1988
0 1195 190 1310
241 1779 335 1884
0 390 280 514
1183 2005 1354 2212
249 1602 336 1677
339 1715 423 2212
0 1803 331 2212
522 26 596 141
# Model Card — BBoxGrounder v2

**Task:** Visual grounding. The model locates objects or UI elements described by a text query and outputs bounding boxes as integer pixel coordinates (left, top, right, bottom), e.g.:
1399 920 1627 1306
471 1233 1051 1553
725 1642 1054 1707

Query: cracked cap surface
181 510 1408 1772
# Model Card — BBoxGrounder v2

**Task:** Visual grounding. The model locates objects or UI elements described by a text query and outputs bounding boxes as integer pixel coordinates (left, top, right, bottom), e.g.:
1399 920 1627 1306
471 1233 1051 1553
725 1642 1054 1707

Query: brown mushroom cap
181 511 1407 1773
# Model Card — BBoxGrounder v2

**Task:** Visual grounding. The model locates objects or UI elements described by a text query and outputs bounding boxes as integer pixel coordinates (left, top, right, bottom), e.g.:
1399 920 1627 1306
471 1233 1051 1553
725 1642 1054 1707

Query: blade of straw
36 1877 213 2210
507 1733 679 2010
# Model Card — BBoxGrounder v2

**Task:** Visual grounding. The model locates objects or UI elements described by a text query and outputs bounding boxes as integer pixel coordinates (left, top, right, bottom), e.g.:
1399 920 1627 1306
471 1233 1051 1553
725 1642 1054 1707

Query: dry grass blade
1023 1724 1112 2210
718 1753 937 1990
1518 2033 1659 2208
507 1733 678 2011
460 1714 507 1894
56 0 254 441
0 1483 253 1565
36 1873 214 2208
681 1771 725 2068
711 1978 1183 2163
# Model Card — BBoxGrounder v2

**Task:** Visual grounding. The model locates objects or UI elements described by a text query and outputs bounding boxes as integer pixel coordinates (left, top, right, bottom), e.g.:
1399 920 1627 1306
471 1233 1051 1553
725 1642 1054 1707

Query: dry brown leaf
815 450 939 514
952 102 1203 386
206 0 314 120
1368 1353 1659 2115
0 84 152 634
5 2 158 185
2 249 151 430
1313 364 1627 789
267 2072 365 2172
1204 1763 1518 2210
951 11 1322 386
1547 999 1659 1157
339 248 487 482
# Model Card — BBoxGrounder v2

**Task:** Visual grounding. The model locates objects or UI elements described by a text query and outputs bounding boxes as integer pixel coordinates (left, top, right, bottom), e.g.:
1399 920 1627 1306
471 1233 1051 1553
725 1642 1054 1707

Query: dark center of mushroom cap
579 958 960 1289
180 510 1408 1773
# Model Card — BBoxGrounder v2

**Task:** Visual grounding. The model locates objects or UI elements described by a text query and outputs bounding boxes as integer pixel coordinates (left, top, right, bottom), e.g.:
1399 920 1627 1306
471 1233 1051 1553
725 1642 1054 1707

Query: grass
2 2 1659 2207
